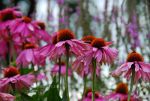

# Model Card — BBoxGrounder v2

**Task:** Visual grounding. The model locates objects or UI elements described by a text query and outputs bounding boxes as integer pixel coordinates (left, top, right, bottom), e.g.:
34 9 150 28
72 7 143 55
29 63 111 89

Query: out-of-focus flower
73 38 118 75
49 29 89 60
0 66 35 92
51 62 72 76
16 42 45 67
0 7 22 30
106 82 140 101
111 51 150 83
81 89 106 101
0 92 15 101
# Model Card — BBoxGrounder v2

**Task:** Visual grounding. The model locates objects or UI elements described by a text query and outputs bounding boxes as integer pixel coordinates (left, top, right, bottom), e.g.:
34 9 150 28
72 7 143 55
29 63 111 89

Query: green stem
92 59 96 101
65 44 69 101
128 67 135 101
58 57 61 93
82 76 87 100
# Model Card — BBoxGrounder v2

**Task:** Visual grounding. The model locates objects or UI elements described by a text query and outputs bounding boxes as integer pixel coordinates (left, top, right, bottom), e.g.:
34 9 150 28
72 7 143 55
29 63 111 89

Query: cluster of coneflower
0 7 149 101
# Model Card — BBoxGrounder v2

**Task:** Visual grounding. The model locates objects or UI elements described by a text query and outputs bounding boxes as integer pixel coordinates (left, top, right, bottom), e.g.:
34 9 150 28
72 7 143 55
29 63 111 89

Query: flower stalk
92 59 96 101
128 65 135 101
58 57 61 93
65 44 70 101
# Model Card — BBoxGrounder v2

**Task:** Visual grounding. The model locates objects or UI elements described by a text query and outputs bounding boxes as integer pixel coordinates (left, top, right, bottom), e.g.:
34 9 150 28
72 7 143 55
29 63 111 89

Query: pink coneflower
49 29 89 100
73 38 118 70
49 29 89 60
111 51 150 83
51 62 72 76
11 16 34 38
73 38 118 76
16 42 45 67
0 7 22 30
106 82 140 101
81 89 106 101
10 16 51 44
111 51 150 101
73 38 118 101
0 92 15 101
0 66 35 93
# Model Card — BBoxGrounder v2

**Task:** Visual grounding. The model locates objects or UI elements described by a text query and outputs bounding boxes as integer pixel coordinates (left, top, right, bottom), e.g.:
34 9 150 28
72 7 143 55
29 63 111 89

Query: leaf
47 76 61 101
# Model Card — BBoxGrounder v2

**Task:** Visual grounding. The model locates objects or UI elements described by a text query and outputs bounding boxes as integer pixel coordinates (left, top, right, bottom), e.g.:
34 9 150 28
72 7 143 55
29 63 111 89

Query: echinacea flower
0 66 35 93
73 38 118 75
49 29 89 100
0 7 22 30
0 92 15 101
111 51 150 83
16 42 45 67
49 29 89 60
106 82 140 101
51 62 72 76
81 89 106 101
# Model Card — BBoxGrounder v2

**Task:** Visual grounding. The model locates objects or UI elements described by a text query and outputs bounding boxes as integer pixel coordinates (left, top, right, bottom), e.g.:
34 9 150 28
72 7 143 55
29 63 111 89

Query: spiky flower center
91 38 106 48
82 35 96 44
57 29 75 42
37 22 45 30
0 10 15 21
4 67 20 78
115 83 128 94
22 16 31 23
127 51 144 62
23 43 37 49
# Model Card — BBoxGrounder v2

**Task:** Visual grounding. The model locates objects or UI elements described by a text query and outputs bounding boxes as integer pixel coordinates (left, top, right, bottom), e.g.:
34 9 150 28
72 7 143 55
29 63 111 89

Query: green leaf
47 76 61 101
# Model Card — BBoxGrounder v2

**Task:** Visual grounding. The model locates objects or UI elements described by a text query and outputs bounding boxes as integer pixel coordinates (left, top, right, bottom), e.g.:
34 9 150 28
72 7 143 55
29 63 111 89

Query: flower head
49 29 89 60
16 43 45 67
91 38 107 48
57 29 75 42
0 8 22 22
73 38 118 76
126 51 144 62
0 66 35 92
82 88 106 101
106 82 140 101
115 83 128 95
4 66 20 78
111 51 150 83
